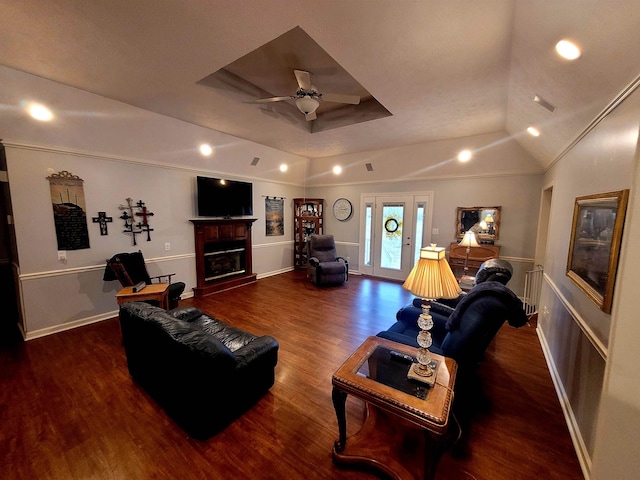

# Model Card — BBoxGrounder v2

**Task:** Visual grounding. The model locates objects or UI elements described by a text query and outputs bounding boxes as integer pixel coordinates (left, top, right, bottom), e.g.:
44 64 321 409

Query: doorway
359 192 434 281
0 142 22 345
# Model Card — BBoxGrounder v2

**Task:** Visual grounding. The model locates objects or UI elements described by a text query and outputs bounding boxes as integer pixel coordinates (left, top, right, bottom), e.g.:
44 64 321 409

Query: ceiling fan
253 70 360 121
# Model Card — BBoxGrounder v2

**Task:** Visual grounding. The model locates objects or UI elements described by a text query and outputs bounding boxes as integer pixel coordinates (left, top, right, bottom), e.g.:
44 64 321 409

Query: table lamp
458 230 479 274
402 244 461 383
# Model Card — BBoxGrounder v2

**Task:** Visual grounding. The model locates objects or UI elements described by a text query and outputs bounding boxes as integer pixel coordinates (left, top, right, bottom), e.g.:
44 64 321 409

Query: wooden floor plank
0 271 583 479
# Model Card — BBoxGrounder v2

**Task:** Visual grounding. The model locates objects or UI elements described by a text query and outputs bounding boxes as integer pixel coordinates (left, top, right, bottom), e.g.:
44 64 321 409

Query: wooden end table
115 283 170 310
332 336 458 480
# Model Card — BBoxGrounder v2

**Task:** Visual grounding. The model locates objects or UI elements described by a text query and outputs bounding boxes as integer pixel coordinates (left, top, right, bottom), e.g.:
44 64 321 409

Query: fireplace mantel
190 218 257 297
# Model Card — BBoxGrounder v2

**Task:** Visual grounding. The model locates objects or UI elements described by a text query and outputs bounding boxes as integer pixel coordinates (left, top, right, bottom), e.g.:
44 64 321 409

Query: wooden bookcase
190 218 257 297
293 198 323 268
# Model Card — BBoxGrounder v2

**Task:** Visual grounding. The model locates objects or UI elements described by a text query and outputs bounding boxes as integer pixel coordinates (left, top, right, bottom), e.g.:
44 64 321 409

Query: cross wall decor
92 212 113 235
118 198 155 245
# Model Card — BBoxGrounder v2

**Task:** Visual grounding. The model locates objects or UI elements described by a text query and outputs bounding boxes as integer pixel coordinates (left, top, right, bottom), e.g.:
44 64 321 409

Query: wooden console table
332 336 458 480
448 242 500 278
190 218 257 297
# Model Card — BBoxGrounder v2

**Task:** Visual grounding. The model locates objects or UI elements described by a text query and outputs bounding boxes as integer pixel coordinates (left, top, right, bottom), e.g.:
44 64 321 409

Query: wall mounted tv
197 176 253 217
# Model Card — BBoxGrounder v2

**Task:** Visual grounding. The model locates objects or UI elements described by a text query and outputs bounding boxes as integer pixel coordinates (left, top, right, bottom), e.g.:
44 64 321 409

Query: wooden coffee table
115 283 170 310
332 336 458 480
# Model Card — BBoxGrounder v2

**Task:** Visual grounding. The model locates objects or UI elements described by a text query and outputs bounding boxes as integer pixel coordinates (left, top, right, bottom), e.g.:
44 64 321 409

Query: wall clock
333 198 353 221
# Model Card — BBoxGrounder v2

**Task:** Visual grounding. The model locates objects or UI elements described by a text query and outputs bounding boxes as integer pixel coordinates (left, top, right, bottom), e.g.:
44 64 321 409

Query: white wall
309 174 542 297
0 65 307 337
537 86 640 478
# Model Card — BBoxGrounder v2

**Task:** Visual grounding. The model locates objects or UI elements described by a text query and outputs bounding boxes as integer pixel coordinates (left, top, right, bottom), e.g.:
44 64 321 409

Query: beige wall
538 85 640 478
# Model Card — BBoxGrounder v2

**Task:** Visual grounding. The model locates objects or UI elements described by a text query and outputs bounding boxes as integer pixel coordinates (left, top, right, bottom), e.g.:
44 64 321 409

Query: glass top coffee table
332 336 458 480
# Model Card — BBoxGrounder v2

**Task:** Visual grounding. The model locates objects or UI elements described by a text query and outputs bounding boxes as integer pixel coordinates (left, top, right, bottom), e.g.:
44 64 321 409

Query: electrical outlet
164 243 171 251
432 228 439 235
57 250 66 261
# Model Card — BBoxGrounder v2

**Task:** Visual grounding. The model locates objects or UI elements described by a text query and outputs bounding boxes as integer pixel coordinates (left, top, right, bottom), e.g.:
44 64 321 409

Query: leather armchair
306 234 348 285
377 260 528 370
119 302 279 439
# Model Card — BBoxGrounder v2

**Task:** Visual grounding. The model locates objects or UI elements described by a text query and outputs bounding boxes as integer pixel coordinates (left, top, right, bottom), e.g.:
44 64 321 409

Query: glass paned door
373 196 414 281
360 193 433 281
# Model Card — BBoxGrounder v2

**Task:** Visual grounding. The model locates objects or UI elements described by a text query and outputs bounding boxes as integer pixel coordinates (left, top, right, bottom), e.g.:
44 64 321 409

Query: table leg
332 386 348 452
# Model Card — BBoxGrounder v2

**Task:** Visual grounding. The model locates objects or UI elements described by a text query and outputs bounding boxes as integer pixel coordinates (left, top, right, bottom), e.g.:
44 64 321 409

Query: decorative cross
135 200 155 241
92 211 113 236
119 198 142 246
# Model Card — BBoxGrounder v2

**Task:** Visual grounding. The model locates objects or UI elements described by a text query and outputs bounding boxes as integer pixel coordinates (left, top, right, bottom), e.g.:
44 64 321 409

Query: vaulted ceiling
1 0 639 170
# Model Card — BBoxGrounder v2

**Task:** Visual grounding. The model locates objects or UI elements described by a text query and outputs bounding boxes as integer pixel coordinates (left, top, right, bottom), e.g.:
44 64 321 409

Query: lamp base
407 362 437 386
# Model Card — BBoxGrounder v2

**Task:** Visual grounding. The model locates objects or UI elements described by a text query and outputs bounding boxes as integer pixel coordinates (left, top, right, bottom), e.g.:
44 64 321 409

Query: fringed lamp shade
402 244 461 383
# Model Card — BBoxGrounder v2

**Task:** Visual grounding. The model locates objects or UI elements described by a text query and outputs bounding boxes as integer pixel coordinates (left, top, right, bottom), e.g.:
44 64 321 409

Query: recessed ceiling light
279 164 288 172
199 144 213 156
457 150 472 162
555 39 582 60
527 126 541 137
28 103 53 121
333 165 342 175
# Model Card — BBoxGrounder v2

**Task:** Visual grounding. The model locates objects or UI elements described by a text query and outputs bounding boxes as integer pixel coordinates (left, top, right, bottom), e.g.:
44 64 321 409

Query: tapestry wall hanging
47 170 90 250
265 196 284 236
566 189 629 313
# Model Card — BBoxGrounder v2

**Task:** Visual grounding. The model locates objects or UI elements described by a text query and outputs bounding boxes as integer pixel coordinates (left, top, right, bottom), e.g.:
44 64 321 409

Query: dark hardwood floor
0 271 583 479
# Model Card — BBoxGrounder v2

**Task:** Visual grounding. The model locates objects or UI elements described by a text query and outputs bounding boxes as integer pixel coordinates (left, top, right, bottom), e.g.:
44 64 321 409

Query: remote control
389 350 414 364
132 281 147 292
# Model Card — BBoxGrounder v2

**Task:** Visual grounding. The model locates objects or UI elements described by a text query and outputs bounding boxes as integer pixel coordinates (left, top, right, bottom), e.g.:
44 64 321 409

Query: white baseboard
24 310 117 341
537 326 592 480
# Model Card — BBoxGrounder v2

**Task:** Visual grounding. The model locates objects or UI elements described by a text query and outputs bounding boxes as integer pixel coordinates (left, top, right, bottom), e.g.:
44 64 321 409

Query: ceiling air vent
534 94 556 113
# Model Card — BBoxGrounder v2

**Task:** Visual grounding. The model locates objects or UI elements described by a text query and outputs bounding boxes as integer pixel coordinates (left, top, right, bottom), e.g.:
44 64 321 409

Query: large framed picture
566 190 629 313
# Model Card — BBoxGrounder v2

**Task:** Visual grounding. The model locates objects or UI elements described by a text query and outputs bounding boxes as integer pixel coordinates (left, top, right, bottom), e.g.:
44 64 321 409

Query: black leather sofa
118 302 279 439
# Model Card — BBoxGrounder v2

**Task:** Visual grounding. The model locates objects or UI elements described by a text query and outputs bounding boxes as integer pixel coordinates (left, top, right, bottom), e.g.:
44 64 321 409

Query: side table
332 336 458 480
116 283 170 310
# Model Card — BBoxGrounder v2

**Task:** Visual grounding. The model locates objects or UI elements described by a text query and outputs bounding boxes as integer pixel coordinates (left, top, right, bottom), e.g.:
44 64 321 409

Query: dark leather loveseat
119 302 279 439
377 259 528 370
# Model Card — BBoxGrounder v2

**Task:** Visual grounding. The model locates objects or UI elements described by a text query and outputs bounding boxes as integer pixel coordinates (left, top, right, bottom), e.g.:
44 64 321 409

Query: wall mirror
456 206 501 242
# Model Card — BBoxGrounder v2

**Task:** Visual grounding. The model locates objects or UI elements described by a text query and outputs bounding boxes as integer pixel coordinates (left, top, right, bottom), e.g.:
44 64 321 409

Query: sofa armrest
233 336 279 370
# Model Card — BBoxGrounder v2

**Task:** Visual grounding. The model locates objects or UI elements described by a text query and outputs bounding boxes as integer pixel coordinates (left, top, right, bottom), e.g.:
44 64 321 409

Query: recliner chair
377 259 528 370
104 250 186 309
306 234 348 285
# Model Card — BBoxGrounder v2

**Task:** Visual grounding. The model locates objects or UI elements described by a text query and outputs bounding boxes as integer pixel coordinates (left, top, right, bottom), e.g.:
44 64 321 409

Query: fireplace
204 244 246 281
191 218 257 297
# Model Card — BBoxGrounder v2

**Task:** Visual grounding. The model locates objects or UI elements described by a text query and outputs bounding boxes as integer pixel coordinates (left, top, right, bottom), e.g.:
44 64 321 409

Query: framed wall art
566 189 629 313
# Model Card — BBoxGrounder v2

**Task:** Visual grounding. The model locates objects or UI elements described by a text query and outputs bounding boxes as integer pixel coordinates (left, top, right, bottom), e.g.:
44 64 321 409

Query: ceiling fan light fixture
295 96 319 115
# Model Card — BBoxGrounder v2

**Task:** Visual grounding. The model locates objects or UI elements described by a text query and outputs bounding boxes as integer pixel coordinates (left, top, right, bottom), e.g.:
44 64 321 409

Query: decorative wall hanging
265 196 284 236
119 198 154 245
92 212 113 235
566 190 629 314
46 170 90 250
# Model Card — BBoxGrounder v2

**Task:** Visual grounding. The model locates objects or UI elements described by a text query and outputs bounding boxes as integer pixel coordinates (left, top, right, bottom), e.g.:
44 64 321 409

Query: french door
359 193 433 281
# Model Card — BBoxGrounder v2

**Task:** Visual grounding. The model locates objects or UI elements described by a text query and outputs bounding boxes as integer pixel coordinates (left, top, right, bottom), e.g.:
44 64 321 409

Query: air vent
251 157 260 166
365 163 374 172
534 94 556 113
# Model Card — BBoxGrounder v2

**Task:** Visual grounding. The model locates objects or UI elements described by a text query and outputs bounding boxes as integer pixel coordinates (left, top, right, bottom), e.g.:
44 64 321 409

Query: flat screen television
196 176 253 217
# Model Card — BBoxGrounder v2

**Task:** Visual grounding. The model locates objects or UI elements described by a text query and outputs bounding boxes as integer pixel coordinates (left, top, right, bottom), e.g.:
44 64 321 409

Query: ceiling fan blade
254 96 293 104
294 70 312 90
304 111 317 121
321 92 361 105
